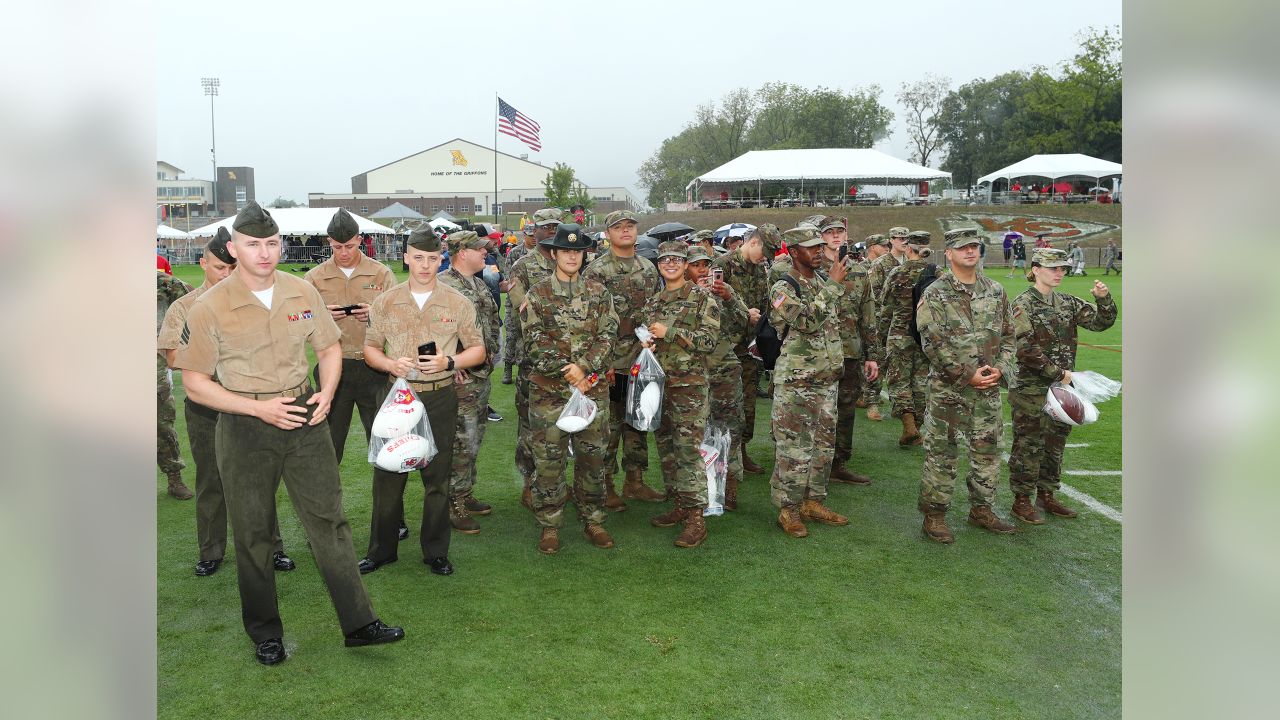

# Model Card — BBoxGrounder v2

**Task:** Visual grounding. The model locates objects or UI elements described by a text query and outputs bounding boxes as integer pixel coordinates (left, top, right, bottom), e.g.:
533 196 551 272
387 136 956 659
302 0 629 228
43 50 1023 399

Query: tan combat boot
520 482 533 511
967 505 1017 534
1037 489 1078 518
898 412 922 447
741 447 764 473
650 504 686 528
674 511 707 548
537 527 560 555
167 473 193 500
776 505 809 538
921 504 954 544
800 498 849 526
583 523 614 549
830 463 872 485
855 396 869 409
866 404 883 421
603 481 628 512
1011 494 1045 524
449 496 481 535
723 475 739 511
622 469 665 502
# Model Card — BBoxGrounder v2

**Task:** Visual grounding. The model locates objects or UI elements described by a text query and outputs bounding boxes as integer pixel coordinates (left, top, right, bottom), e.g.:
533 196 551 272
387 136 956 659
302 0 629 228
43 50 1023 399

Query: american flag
497 97 541 151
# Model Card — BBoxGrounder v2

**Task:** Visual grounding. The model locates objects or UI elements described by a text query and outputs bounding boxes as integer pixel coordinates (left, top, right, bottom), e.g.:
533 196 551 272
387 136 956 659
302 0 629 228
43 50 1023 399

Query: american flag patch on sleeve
772 293 787 309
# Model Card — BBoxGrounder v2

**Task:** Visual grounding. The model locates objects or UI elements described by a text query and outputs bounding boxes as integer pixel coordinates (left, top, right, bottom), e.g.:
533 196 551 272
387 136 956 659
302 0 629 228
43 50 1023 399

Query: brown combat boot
967 505 1017 534
742 447 764 473
674 511 707 548
603 481 627 512
800 498 849 526
1037 489 1078 518
622 470 665 502
537 527 560 555
449 496 481 535
167 473 193 500
921 504 954 544
650 504 686 528
866 404 883 422
583 523 614 549
855 396 868 409
520 482 533 511
1011 494 1045 524
723 475 739 511
776 506 808 538
462 493 492 516
830 463 872 485
898 412 922 446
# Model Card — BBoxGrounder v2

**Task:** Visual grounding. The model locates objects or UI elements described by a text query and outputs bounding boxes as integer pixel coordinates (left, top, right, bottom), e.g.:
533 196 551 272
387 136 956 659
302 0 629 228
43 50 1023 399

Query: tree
897 74 951 166
541 162 593 210
268 197 301 208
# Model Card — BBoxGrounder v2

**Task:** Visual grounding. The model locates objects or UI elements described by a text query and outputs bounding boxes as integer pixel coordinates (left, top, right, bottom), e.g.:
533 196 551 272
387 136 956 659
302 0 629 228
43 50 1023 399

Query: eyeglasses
657 257 686 265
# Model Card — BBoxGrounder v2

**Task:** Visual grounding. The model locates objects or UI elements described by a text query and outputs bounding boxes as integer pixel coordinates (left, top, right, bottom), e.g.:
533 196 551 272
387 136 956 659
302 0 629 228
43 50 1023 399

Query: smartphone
338 304 360 315
712 267 724 282
418 341 437 357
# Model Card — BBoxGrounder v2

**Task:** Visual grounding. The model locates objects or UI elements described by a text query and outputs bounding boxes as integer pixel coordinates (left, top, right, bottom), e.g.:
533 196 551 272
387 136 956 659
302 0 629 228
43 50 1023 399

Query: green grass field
159 265 1121 719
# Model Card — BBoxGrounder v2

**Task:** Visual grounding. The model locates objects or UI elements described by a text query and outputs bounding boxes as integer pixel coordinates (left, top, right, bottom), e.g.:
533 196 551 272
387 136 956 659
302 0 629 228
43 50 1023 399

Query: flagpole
493 93 499 226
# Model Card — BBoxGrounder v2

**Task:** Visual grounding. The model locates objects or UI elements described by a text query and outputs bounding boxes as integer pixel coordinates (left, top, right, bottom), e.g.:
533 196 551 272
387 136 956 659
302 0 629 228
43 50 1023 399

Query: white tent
157 224 190 240
976 153 1122 186
687 148 950 188
188 207 397 238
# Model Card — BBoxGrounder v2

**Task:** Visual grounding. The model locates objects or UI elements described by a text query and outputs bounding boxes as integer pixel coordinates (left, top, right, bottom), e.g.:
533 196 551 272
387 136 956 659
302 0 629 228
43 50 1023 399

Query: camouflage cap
326 208 360 242
783 226 824 248
231 201 278 239
656 240 688 259
447 229 489 255
944 227 979 240
800 214 826 229
522 222 536 235
532 207 565 226
688 229 714 243
1031 247 1071 268
407 224 441 252
547 223 592 251
907 230 932 246
817 215 847 233
755 223 783 252
888 226 910 239
865 233 889 247
206 226 235 264
686 245 712 264
945 230 982 249
604 209 639 228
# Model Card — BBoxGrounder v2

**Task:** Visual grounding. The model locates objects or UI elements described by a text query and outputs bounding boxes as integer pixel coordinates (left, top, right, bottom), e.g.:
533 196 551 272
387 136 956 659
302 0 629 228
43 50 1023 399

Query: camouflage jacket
881 258 932 348
769 271 846 383
639 283 720 387
582 251 660 370
768 254 793 286
508 249 554 313
916 273 1015 391
712 248 768 354
157 270 192 338
520 274 617 383
1011 288 1117 390
507 242 532 268
834 258 881 362
440 267 501 380
868 251 907 341
708 284 752 368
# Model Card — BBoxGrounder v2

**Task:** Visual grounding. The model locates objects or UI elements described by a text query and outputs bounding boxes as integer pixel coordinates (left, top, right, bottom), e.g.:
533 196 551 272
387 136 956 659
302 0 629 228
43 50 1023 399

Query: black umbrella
646 222 695 240
635 234 660 262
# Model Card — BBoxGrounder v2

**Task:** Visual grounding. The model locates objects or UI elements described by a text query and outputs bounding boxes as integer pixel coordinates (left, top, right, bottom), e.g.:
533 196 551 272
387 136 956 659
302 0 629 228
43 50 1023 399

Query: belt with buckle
408 377 454 393
228 382 312 400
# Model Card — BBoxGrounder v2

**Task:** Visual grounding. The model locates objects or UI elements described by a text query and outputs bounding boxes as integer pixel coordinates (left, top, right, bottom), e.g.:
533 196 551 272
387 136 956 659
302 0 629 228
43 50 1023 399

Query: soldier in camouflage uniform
1008 248 1117 523
768 227 851 538
501 223 538 384
582 210 663 509
519 223 618 555
642 241 719 548
439 230 503 534
157 269 194 500
866 227 911 422
508 208 563 509
712 224 780 474
880 230 935 447
856 234 891 414
685 245 756 510
915 232 1018 543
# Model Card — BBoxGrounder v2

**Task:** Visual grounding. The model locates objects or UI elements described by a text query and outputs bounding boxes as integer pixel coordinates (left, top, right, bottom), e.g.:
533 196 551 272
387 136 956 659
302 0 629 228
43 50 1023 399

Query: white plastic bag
1069 370 1122 404
700 423 731 517
556 388 598 433
625 347 666 432
368 378 437 472
1043 382 1100 426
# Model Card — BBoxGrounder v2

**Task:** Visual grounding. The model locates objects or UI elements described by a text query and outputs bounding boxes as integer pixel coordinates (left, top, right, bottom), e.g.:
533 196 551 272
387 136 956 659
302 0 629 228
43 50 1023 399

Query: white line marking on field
1066 443 1090 448
1064 470 1122 476
1059 483 1122 523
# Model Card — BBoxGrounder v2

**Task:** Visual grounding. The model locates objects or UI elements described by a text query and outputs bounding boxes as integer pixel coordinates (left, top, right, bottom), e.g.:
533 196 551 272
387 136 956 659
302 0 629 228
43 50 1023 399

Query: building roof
356 137 549 177
688 148 950 188
369 202 427 220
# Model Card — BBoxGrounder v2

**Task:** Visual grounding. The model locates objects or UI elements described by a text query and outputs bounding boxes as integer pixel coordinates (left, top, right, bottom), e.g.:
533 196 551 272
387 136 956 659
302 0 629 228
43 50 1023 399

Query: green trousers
314 358 387 463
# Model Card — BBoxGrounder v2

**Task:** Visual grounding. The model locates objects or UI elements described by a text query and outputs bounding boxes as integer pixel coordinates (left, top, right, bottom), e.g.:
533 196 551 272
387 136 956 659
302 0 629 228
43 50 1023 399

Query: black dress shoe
358 556 397 574
344 619 405 647
194 559 222 577
425 556 454 576
398 525 409 541
255 638 286 666
273 551 296 572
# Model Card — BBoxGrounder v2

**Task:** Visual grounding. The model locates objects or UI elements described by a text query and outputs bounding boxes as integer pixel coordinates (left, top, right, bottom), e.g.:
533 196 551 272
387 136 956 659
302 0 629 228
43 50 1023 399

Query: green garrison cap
686 245 712 264
206 226 235 264
447 230 489 255
533 207 565 226
327 208 360 242
783 226 824 248
407 224 441 252
907 230 932 246
604 210 639 228
756 223 783 252
231 201 279 239
547 223 592 250
656 240 688 259
1031 247 1071 268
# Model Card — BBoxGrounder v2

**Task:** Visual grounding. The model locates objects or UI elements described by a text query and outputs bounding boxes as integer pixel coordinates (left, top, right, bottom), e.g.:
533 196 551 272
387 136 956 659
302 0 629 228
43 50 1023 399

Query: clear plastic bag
556 388 598 433
1043 382 1100 426
625 347 666 432
700 423 731 517
368 378 437 472
1069 370 1122 404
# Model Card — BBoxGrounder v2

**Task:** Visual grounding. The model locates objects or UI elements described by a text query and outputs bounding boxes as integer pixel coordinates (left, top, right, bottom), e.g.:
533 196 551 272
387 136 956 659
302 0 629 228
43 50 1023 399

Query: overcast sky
156 0 1121 205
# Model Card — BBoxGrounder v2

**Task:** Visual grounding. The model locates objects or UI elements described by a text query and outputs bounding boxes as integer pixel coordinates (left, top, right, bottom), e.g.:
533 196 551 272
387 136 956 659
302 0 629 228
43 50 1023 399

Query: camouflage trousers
770 372 839 508
834 358 863 464
1007 387 1071 495
655 383 711 510
708 359 744 489
919 378 1003 510
737 352 761 442
503 297 522 366
450 378 492 499
862 365 883 407
528 378 609 528
157 361 185 477
515 364 536 486
885 340 929 418
314 358 386 463
606 371 649 477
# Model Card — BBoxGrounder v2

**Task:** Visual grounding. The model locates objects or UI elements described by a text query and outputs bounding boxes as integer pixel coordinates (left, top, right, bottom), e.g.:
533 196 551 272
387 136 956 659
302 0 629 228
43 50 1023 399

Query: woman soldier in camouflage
641 241 721 547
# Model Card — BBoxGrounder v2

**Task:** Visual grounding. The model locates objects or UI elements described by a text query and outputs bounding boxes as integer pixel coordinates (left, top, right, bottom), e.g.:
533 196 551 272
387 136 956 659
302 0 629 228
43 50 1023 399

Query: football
1045 384 1093 426
371 400 425 438
374 433 430 472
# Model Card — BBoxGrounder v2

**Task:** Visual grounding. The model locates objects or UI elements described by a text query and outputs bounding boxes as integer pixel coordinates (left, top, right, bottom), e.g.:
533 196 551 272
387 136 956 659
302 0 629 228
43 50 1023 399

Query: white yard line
1064 470 1122 476
1065 443 1090 448
1059 483 1123 523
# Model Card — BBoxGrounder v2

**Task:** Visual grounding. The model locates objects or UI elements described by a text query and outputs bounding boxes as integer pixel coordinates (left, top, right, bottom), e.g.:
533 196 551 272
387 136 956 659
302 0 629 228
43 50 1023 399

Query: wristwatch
446 356 455 371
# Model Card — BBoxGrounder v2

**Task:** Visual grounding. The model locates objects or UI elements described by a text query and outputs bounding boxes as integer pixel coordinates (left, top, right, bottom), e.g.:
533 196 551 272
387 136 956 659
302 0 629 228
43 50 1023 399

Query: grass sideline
158 269 1121 719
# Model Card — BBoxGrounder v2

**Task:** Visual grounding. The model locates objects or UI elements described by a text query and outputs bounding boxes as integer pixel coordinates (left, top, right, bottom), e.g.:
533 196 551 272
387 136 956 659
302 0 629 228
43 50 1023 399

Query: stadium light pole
202 77 220 217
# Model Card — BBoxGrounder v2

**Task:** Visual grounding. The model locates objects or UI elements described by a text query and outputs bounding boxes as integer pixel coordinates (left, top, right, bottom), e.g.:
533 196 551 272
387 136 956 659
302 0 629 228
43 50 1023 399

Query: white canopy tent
157 224 191 240
188 207 397 238
686 148 950 202
976 153 1122 187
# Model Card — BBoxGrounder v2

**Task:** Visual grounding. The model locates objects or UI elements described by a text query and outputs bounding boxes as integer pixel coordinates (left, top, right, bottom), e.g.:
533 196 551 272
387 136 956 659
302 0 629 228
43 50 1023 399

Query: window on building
431 204 439 213
360 206 369 214
413 205 421 212
474 204 483 213
235 186 247 202
446 204 454 212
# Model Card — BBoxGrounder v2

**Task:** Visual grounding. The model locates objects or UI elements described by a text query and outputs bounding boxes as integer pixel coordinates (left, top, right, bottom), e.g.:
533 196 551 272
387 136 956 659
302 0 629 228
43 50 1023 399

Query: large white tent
976 153 1122 186
687 148 950 189
157 224 190 240
188 207 396 238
